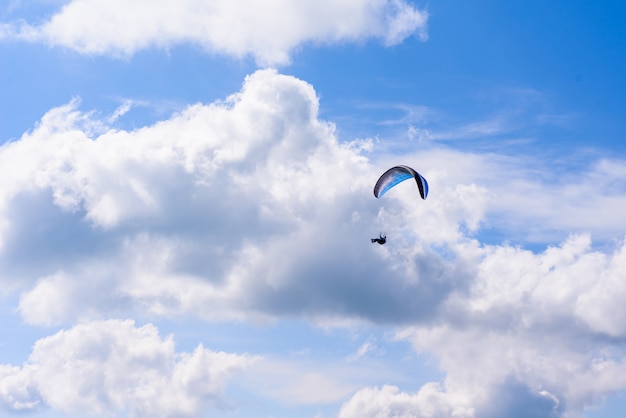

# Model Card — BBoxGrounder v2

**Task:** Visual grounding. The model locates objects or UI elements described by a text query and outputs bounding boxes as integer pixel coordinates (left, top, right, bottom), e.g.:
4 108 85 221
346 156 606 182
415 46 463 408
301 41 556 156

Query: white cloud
338 384 473 418
0 320 256 417
393 147 626 244
0 69 474 327
365 234 626 417
346 336 386 362
4 69 626 417
0 0 429 65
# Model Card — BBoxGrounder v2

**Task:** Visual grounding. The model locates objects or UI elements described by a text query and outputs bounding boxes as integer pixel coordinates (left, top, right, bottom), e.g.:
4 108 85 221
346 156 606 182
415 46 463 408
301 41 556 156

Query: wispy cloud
346 336 385 362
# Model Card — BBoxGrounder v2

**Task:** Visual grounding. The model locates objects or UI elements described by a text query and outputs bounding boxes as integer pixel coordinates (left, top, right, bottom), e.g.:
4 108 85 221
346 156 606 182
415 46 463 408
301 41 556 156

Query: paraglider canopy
373 165 428 199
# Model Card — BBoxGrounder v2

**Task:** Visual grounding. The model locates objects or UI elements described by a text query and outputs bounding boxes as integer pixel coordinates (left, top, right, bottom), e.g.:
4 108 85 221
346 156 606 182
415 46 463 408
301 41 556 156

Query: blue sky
2 1 626 417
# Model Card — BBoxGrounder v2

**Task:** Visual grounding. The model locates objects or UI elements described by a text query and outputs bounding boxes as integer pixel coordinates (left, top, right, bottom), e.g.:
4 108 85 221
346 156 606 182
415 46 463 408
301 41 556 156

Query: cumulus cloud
338 383 473 418
335 234 626 417
4 69 626 417
339 380 563 418
0 0 428 65
0 69 473 326
0 319 255 417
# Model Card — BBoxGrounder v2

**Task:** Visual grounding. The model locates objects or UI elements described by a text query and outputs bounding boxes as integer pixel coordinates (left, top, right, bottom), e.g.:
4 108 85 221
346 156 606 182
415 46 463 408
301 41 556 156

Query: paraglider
373 165 428 199
371 233 386 245
371 165 428 244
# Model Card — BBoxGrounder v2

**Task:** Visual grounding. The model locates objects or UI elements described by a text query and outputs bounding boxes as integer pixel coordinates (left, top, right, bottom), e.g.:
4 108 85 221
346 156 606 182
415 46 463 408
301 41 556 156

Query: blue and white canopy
373 165 428 199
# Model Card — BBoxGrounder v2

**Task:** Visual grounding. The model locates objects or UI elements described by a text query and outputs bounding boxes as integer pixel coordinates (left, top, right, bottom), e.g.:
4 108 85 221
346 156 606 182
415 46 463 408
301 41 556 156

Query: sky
1 0 626 417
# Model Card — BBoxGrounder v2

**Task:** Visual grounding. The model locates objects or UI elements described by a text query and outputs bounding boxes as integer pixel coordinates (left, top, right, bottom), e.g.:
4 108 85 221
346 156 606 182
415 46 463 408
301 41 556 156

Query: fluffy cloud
0 0 428 65
0 69 472 326
336 234 626 417
5 68 626 417
339 380 563 418
339 383 473 418
0 319 255 416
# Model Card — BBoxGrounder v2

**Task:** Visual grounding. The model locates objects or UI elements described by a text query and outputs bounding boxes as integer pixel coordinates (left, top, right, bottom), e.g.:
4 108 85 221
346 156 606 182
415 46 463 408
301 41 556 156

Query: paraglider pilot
371 233 386 245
